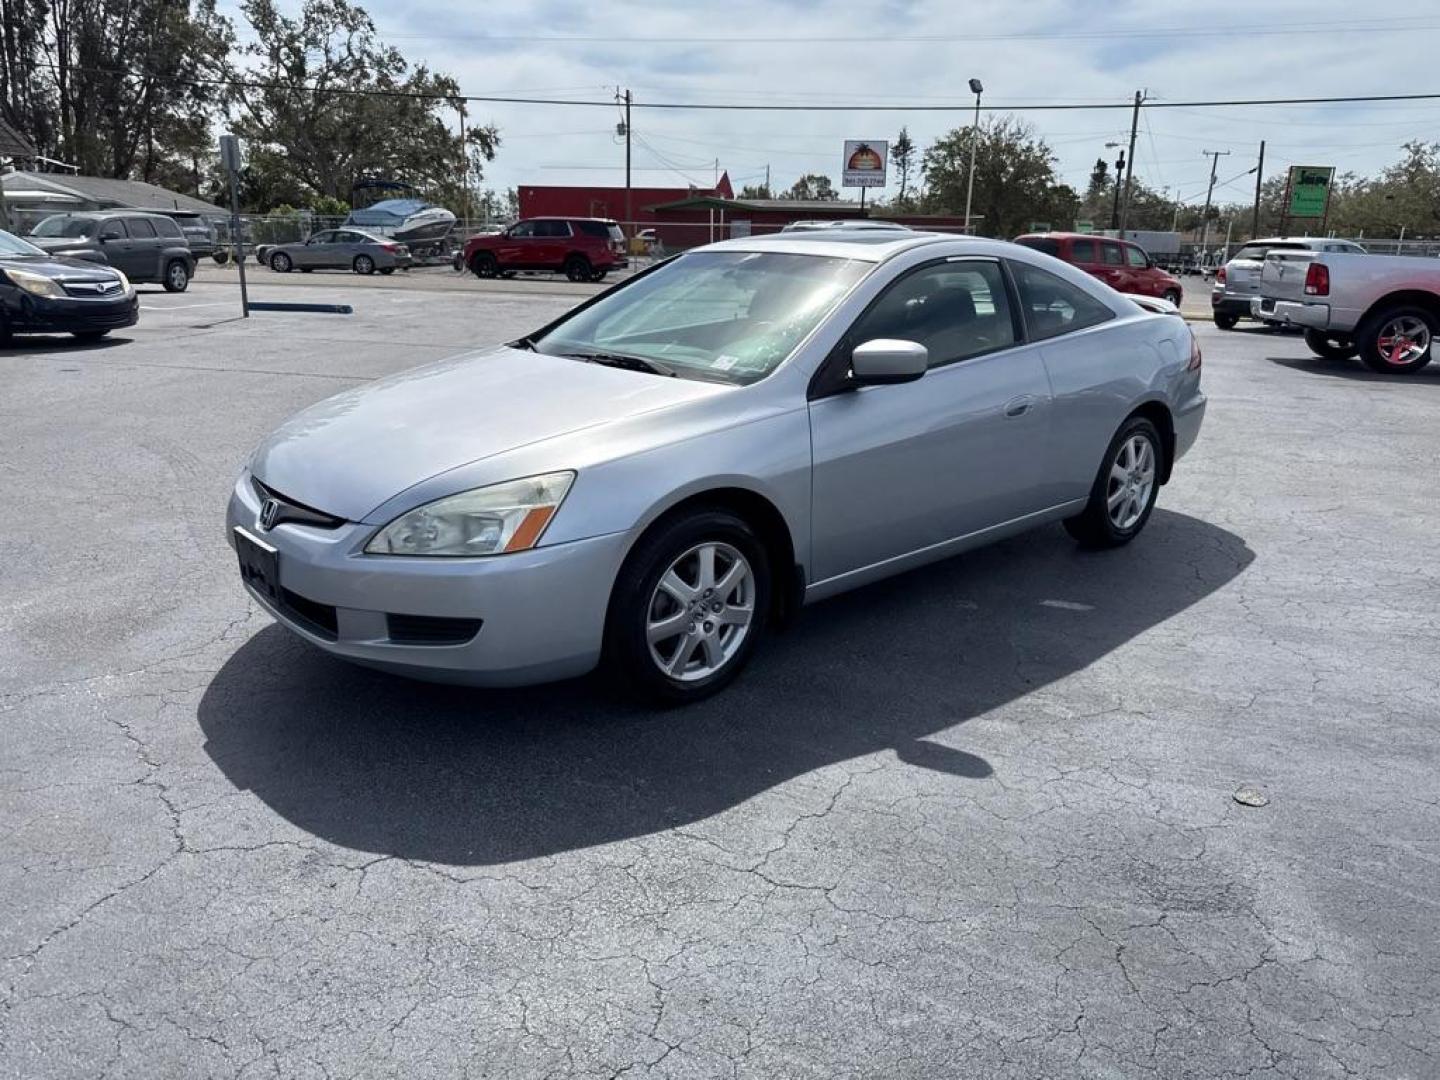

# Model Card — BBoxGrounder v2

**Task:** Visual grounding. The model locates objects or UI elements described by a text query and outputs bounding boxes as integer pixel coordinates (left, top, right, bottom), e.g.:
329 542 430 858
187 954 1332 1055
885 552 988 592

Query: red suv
464 217 628 282
1013 233 1182 305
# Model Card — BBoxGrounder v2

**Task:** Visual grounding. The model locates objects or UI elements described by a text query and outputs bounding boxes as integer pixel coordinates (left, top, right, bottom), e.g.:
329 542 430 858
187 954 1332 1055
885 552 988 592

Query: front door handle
1004 395 1035 417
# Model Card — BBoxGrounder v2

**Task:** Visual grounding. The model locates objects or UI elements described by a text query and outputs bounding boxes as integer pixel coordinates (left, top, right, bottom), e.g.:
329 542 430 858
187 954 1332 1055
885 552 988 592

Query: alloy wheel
1106 434 1156 531
646 542 755 682
1376 315 1431 366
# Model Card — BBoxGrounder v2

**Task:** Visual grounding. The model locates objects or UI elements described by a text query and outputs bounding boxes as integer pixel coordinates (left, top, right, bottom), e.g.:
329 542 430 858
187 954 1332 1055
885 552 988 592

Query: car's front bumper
226 472 631 686
1250 297 1329 329
2 291 139 334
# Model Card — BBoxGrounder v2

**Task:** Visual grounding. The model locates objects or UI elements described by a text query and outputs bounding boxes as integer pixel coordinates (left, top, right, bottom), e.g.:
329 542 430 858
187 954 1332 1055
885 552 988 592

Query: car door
1124 243 1159 295
332 230 364 268
296 231 333 268
1007 259 1130 507
95 218 135 275
807 257 1054 584
125 217 168 280
537 220 572 269
497 221 537 267
1068 237 1101 285
1095 240 1130 291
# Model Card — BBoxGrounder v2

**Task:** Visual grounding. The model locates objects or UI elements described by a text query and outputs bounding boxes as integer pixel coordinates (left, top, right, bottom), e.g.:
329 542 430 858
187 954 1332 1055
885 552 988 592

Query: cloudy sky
224 0 1439 212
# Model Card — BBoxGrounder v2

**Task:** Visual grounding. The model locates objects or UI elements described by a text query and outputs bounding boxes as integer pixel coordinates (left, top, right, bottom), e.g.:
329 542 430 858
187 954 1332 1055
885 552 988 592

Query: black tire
269 251 293 273
500 270 517 279
1213 311 1240 330
470 252 499 278
1356 304 1436 375
589 269 608 282
162 260 190 293
564 255 592 283
353 254 376 276
300 268 313 273
378 267 395 276
1303 329 1358 361
1162 289 1181 306
604 509 771 704
71 329 110 341
212 249 229 266
1064 416 1165 549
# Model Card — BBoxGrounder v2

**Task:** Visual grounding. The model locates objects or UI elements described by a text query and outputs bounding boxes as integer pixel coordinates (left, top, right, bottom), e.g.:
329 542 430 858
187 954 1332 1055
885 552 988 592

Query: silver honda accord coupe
228 231 1206 701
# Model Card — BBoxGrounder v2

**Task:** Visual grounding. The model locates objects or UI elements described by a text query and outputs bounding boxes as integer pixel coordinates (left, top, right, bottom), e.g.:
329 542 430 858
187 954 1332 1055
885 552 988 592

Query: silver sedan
228 231 1206 701
262 228 411 275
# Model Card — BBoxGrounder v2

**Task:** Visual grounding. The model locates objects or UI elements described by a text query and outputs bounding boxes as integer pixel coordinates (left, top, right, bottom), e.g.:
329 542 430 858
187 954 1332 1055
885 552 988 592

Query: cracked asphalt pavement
3 278 1437 1078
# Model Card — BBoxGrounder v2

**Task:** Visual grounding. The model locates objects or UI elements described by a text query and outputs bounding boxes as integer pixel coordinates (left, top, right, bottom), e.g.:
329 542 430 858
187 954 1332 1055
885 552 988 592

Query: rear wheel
469 252 498 278
605 510 770 703
1356 305 1436 374
378 267 395 276
269 251 293 273
564 255 592 282
1213 311 1240 330
1064 417 1164 549
589 269 608 282
163 260 190 293
353 254 375 276
1303 329 1358 361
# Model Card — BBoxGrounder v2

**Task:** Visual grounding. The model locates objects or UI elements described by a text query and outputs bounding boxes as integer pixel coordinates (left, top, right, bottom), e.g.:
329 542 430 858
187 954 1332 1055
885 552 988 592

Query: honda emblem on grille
258 498 280 531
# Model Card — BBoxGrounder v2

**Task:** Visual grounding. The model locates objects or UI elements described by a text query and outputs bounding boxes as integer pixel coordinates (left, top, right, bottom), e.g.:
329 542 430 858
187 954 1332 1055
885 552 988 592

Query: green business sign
1288 165 1334 218
1076 220 1094 234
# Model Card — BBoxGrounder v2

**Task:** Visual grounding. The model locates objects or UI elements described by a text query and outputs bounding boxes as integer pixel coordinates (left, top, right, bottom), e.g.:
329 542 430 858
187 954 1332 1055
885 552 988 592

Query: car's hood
0 251 119 280
24 238 107 262
250 345 729 520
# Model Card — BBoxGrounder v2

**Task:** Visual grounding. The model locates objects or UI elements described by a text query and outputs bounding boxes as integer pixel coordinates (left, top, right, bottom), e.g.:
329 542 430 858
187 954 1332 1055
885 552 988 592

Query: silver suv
1211 236 1365 329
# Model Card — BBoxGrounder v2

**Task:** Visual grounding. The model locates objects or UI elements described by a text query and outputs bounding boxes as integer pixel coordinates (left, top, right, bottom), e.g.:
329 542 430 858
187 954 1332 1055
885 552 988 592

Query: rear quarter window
153 218 183 238
577 221 611 238
1015 237 1060 257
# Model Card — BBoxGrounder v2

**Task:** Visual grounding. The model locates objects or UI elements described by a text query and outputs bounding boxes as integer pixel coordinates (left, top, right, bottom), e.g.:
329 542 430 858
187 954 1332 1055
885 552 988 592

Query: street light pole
963 78 983 235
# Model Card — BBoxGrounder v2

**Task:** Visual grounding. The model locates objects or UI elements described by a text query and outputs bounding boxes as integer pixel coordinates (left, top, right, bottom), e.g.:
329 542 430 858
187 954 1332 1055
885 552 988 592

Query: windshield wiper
565 350 677 377
511 335 538 351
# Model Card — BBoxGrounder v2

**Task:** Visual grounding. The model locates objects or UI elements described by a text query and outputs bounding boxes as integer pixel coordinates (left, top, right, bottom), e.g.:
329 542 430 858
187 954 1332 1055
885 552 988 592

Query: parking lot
2 277 1437 1078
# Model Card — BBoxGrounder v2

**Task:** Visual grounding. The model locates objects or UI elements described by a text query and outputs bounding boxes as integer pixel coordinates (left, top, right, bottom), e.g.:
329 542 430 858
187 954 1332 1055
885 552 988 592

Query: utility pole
1118 89 1145 235
616 87 632 233
963 77 983 235
457 101 471 227
1250 140 1265 240
765 163 770 197
1199 149 1230 265
1110 151 1125 230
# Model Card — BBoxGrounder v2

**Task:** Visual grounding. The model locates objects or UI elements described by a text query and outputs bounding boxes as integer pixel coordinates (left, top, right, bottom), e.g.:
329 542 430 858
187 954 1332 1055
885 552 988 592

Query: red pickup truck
1014 232 1183 305
464 217 629 282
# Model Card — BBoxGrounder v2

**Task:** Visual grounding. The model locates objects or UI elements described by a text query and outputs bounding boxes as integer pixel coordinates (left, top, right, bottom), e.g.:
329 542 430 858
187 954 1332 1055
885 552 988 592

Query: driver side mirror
850 339 928 386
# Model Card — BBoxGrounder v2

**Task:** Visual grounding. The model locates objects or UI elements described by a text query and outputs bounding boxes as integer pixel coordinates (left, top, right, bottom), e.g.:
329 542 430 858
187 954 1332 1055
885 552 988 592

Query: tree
6 0 233 177
784 173 837 201
229 0 498 208
892 127 917 209
919 117 1077 237
738 183 772 199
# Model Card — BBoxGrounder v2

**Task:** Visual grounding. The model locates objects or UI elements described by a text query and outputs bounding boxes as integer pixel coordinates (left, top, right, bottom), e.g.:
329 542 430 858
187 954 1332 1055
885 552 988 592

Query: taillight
380 243 399 253
1215 265 1226 284
1186 329 1202 371
1304 262 1329 296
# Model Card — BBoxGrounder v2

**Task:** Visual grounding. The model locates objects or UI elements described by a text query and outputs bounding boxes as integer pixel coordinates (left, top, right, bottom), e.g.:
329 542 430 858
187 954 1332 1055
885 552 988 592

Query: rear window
152 217 183 238
1071 239 1097 263
577 221 614 238
126 218 157 238
1015 236 1060 257
535 220 571 238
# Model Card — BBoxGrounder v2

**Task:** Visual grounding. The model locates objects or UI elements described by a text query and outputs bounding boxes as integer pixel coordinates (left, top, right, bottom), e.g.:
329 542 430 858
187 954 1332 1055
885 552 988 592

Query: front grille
386 613 483 646
251 478 345 530
279 588 338 640
61 280 125 298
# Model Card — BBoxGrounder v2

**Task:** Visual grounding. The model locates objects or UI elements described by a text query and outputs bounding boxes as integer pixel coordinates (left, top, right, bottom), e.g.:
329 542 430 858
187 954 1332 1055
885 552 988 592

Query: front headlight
365 471 575 557
6 267 65 299
113 269 133 295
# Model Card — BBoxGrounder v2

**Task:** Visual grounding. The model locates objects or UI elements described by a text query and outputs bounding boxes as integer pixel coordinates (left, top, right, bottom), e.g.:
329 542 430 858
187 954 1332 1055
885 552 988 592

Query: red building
518 173 735 228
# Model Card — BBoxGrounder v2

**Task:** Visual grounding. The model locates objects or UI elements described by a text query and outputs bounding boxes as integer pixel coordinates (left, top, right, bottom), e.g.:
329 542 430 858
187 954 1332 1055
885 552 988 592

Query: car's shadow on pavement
0 335 130 354
198 510 1253 866
1268 355 1440 386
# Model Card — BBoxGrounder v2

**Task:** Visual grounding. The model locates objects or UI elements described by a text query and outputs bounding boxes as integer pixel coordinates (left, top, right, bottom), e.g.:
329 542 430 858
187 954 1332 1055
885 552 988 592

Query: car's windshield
0 229 45 256
532 250 871 384
30 215 98 239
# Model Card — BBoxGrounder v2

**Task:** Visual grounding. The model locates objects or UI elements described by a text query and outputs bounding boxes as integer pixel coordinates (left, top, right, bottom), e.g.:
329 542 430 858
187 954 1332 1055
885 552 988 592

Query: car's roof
1240 236 1356 246
699 230 1016 263
1015 231 1126 242
527 215 617 223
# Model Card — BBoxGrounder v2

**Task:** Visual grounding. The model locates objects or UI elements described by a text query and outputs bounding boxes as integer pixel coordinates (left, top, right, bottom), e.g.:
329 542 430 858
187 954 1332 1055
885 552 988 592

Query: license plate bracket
234 526 280 603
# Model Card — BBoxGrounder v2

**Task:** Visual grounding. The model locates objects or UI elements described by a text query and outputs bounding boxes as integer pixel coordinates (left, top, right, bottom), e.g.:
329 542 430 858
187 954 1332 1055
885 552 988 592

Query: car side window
535 221 570 238
1010 261 1115 342
578 221 610 238
1070 239 1096 263
845 259 1017 370
337 231 364 243
509 222 537 238
98 220 127 241
154 218 182 238
1100 243 1124 266
1125 245 1148 268
126 218 157 239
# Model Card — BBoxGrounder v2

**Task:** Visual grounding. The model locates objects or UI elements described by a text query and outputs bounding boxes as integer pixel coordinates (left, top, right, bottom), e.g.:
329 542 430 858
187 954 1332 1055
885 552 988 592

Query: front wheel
269 252 292 273
1356 306 1436 374
605 510 770 703
1064 417 1163 549
1303 329 1358 361
163 260 190 293
1162 289 1182 306
1213 311 1240 330
353 254 375 276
